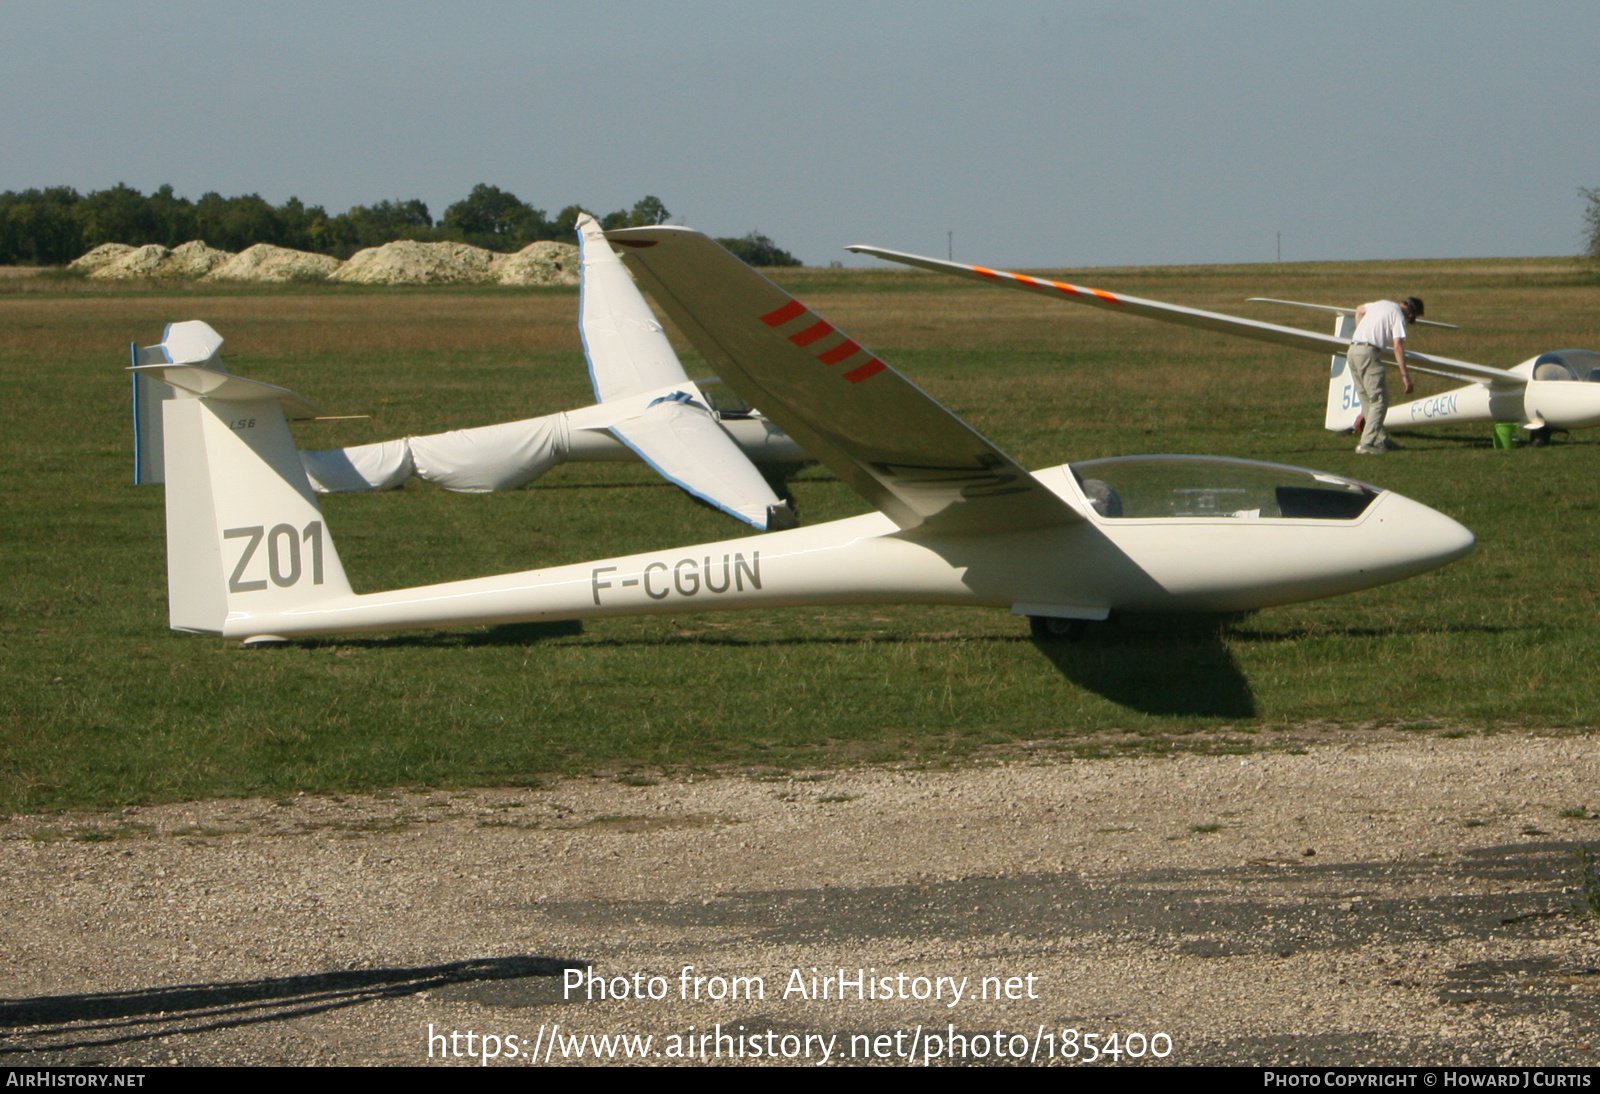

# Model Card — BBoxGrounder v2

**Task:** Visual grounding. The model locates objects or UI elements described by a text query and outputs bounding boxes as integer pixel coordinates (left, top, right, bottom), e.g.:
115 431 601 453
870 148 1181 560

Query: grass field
2 257 1598 812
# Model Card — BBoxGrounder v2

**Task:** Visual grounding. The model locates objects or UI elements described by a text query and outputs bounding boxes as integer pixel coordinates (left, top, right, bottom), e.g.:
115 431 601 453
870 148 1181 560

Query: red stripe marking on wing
843 358 886 384
1091 289 1123 306
760 300 807 327
817 339 862 366
1015 274 1040 287
1051 280 1083 297
790 320 834 347
974 266 1001 279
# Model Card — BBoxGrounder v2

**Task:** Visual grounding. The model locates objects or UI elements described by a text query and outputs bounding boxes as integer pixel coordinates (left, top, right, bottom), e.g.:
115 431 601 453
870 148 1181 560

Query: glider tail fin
1324 313 1360 433
159 384 353 634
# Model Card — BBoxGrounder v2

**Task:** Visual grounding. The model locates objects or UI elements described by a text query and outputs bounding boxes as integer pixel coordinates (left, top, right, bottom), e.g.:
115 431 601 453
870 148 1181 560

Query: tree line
0 183 801 267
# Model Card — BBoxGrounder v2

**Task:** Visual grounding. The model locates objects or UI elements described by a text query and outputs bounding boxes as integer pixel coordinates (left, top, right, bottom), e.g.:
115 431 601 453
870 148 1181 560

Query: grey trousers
1347 344 1389 448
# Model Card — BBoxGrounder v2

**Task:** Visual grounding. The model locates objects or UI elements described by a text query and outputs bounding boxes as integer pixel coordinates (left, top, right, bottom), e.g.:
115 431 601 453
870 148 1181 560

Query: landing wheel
1029 615 1086 642
1529 426 1553 447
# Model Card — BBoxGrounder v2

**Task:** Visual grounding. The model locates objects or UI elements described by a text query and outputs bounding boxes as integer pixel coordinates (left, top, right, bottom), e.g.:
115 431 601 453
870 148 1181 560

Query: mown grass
2 257 1598 811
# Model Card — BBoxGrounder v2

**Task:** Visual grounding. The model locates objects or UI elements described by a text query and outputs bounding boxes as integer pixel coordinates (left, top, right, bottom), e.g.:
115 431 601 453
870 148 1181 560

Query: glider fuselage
215 457 1472 641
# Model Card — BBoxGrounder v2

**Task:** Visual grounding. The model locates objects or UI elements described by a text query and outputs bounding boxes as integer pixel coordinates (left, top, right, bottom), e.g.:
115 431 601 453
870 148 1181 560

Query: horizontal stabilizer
608 227 1081 535
1247 298 1459 330
129 363 325 420
850 246 1519 387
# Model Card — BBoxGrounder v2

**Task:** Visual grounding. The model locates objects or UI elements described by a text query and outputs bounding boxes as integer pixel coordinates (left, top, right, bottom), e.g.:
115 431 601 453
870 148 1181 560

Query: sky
3 1 1598 268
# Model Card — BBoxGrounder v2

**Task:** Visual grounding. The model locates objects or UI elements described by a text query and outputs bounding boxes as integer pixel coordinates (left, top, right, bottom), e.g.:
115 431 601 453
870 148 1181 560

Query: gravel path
3 735 1597 1067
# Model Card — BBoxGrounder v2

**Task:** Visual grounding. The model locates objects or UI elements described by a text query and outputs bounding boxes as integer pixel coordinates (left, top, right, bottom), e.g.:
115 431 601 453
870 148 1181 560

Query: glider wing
578 212 691 402
850 246 1521 387
607 227 1082 534
602 387 796 531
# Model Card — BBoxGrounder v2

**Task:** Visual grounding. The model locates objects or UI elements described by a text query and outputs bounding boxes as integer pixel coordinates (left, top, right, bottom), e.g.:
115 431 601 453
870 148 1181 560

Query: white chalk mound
68 243 136 274
69 237 579 285
205 243 343 282
86 240 235 280
88 244 172 279
330 240 500 285
492 241 580 286
162 240 234 278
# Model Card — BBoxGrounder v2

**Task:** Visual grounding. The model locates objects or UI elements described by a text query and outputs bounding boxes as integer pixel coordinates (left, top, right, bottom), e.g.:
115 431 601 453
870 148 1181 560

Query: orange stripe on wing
790 320 834 347
1051 280 1083 297
842 358 886 383
1014 274 1040 287
973 266 1001 280
817 338 862 366
760 299 807 327
1090 288 1123 306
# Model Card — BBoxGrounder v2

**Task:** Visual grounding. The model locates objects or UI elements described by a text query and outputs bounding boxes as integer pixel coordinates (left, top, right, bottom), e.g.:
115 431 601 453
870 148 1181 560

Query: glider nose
1371 491 1475 577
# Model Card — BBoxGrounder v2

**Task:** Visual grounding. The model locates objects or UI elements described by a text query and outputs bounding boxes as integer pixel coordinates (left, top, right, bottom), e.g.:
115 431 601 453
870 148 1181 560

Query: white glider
847 246 1600 446
136 226 1473 645
135 214 804 531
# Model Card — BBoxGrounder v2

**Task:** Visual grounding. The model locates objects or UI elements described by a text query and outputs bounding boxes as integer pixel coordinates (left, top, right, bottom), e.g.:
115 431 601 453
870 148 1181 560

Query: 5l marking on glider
848 245 1600 446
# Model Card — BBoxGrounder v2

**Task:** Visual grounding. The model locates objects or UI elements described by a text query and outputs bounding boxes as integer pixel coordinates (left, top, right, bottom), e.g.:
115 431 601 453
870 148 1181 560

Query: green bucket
1492 422 1519 449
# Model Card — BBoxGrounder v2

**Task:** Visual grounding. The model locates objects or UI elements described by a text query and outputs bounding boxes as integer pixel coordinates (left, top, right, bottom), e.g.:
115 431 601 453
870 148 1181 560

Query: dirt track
3 735 1597 1067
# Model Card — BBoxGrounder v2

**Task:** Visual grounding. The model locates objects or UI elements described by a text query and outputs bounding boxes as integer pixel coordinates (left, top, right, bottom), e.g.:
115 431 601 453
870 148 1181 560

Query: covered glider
134 214 803 531
136 226 1474 645
848 246 1600 447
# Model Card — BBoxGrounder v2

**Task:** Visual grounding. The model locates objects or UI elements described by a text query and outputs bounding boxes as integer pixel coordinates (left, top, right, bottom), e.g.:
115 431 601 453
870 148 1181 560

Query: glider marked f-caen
849 246 1600 447
133 227 1473 645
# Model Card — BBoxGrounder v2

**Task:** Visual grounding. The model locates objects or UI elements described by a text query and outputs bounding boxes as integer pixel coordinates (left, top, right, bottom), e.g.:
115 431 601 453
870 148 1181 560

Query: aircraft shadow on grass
310 619 1258 718
0 954 585 1057
1030 613 1257 719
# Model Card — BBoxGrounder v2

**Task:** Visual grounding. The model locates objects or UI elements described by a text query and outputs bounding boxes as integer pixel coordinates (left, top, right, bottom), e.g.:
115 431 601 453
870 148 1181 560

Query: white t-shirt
1351 300 1407 349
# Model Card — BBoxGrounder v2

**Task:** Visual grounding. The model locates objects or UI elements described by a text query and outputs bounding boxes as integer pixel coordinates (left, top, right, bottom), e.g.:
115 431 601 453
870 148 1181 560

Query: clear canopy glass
1069 455 1378 520
1530 350 1600 382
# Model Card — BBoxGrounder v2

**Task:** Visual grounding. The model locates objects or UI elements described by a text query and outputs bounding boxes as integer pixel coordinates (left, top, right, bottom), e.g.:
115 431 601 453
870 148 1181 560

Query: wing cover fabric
292 224 793 527
300 440 416 493
608 389 794 530
408 414 571 492
606 226 1081 534
849 246 1522 388
577 213 690 402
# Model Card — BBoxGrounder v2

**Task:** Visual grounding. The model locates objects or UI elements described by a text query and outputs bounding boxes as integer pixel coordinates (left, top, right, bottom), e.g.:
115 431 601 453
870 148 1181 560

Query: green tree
550 204 588 240
193 192 282 252
715 231 801 267
0 187 83 264
442 184 545 248
77 183 163 250
325 199 434 256
629 195 670 227
146 184 198 246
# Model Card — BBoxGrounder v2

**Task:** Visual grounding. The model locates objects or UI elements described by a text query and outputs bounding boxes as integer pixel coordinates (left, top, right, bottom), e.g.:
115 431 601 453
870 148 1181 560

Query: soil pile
69 238 580 285
161 240 233 278
88 244 172 279
205 243 343 282
329 240 498 285
491 241 580 286
67 243 135 274
86 241 235 280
